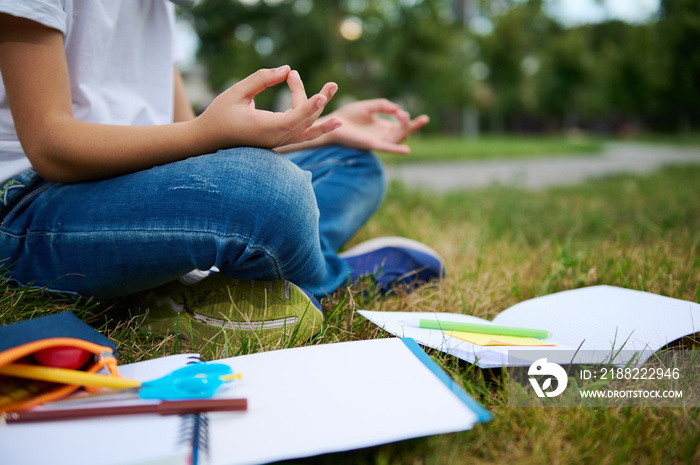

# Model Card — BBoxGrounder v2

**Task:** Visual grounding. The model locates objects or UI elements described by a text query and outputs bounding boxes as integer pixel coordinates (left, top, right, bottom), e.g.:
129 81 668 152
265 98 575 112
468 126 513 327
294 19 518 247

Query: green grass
381 135 604 164
2 164 700 464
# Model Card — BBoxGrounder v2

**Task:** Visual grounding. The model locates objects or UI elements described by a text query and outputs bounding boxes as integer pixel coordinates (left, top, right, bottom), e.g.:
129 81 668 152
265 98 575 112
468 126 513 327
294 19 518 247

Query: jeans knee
359 150 387 205
358 149 385 179
170 147 319 243
326 146 387 205
219 148 319 256
331 146 385 182
265 161 320 238
340 148 387 214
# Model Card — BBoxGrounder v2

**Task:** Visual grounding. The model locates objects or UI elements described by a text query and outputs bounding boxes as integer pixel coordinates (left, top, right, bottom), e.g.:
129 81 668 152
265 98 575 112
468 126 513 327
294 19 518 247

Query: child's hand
312 99 429 154
195 66 341 150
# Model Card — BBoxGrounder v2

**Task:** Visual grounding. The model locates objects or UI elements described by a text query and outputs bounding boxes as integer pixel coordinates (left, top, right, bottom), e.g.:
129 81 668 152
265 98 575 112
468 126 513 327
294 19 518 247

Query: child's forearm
26 116 212 182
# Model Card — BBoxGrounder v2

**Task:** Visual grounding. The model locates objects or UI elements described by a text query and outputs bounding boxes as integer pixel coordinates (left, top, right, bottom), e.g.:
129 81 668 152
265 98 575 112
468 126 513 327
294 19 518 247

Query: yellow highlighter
0 362 241 400
0 363 141 390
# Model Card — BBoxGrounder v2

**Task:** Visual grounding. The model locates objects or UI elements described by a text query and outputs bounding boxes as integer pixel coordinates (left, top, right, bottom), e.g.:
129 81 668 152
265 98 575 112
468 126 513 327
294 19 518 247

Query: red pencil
3 398 247 424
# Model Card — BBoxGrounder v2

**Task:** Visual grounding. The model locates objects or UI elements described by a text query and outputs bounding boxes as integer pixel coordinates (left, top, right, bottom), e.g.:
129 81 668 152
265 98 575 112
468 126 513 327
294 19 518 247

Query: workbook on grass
359 286 700 369
2 338 491 465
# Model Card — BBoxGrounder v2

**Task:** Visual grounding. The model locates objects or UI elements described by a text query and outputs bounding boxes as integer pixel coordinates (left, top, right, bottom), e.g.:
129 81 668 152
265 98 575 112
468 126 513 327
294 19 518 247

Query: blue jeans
0 145 386 299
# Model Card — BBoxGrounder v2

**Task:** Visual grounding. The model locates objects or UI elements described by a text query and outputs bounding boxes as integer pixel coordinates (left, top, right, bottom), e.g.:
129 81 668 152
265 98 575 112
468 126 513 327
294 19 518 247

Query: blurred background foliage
182 0 700 136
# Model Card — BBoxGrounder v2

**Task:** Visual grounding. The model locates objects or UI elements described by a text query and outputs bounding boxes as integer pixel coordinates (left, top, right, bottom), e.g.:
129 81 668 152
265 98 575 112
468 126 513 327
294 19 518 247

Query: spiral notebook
2 338 490 465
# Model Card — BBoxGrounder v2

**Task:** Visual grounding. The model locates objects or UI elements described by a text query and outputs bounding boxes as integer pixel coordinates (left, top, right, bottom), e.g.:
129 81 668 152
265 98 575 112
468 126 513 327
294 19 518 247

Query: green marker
418 319 551 340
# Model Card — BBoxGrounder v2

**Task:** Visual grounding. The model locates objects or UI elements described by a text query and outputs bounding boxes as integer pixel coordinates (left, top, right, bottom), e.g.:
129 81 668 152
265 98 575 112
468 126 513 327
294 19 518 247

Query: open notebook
2 338 490 465
359 286 700 368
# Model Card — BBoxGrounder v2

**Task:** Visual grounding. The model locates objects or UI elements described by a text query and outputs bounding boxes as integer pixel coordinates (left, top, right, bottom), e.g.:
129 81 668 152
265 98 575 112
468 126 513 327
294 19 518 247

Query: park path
384 143 700 192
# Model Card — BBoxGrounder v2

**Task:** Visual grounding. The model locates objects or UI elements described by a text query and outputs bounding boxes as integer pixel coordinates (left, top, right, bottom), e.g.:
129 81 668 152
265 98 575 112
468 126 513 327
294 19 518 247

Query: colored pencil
3 398 247 424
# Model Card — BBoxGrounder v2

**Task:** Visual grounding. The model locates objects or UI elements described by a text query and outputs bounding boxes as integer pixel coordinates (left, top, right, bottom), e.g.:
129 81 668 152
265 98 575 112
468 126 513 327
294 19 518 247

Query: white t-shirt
0 0 176 182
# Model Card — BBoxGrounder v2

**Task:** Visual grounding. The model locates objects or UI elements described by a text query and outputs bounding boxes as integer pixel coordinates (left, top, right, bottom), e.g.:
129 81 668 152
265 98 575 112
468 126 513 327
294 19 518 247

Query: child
0 0 443 348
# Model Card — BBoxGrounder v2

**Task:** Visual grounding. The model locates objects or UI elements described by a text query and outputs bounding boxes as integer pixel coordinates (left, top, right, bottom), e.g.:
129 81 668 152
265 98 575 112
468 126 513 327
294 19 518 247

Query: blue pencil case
0 312 118 412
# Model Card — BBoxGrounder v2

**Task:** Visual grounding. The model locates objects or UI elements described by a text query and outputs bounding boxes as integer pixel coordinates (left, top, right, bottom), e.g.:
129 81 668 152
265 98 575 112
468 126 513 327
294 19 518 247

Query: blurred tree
186 0 698 134
476 0 554 131
371 1 475 131
657 0 700 132
536 25 594 131
192 0 336 109
581 20 666 133
190 0 471 130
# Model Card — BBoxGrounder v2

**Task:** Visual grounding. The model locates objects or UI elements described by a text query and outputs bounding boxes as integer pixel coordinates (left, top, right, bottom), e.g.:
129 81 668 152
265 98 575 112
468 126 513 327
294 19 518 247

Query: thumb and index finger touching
362 98 430 130
238 66 335 112
239 66 339 133
236 65 291 101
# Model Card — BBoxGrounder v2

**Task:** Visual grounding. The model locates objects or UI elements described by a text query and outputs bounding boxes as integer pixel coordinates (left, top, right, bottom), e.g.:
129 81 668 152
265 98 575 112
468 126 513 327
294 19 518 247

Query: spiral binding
179 413 210 465
178 355 210 465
